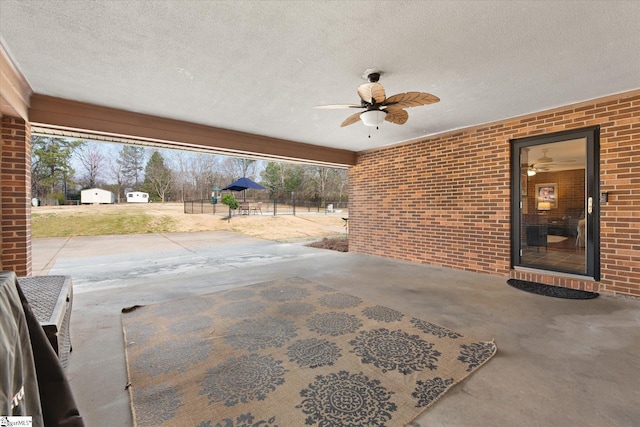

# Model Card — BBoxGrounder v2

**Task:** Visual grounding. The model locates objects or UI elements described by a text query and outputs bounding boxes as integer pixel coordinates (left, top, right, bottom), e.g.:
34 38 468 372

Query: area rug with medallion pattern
121 277 497 427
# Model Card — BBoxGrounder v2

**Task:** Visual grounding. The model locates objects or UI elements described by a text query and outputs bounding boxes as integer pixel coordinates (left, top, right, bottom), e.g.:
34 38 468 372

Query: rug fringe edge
121 316 139 427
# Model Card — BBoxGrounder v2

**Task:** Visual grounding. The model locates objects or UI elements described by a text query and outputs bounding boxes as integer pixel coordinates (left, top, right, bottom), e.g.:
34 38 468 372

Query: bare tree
108 151 129 203
333 168 349 203
168 151 189 202
310 166 331 205
221 157 259 180
168 152 224 201
76 141 106 188
190 154 223 200
300 166 349 206
237 158 256 178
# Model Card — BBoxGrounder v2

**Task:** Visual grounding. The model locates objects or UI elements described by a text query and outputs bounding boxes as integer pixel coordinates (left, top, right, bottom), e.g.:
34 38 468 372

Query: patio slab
33 232 640 427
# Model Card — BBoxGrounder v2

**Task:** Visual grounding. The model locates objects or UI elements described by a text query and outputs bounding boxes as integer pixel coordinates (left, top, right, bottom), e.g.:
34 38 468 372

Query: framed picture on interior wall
521 174 528 196
535 183 557 209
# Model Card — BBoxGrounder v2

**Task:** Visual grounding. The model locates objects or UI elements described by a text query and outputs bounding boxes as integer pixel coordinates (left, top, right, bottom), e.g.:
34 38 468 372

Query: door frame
510 126 600 280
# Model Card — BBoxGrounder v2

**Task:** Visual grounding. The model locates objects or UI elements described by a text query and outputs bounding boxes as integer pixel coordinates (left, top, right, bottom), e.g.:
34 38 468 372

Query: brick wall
350 90 640 297
0 116 32 276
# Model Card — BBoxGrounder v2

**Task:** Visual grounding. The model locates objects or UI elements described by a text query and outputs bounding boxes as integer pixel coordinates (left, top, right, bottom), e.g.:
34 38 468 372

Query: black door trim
510 126 600 280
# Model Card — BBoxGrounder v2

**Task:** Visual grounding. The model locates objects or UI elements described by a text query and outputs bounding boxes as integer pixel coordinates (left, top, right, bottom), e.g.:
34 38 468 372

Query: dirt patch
306 237 348 252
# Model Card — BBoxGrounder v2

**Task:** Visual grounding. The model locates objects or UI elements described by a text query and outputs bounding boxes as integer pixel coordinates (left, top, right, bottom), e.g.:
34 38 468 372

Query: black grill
18 275 73 368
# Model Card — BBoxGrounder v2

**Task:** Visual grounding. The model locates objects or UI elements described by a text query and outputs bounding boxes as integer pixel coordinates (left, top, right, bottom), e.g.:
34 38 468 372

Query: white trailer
126 192 149 203
81 188 115 204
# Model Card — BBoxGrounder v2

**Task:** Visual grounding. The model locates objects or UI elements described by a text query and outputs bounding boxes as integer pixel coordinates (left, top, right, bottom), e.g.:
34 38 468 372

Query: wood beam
29 95 356 167
0 42 32 120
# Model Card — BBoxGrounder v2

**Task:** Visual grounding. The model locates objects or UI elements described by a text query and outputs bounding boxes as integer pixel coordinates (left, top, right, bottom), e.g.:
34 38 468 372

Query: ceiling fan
527 163 550 176
315 70 440 128
535 148 576 165
536 148 554 164
527 148 577 176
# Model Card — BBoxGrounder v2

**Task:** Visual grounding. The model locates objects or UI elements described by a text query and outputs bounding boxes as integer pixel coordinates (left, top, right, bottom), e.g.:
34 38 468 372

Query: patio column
0 115 32 276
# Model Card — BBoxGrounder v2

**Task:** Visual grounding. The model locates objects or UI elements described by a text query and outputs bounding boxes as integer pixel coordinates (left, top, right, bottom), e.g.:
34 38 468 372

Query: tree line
31 137 349 205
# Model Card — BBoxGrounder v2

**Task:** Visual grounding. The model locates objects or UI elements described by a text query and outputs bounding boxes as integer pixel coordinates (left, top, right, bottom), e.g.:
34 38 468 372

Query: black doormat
507 279 599 299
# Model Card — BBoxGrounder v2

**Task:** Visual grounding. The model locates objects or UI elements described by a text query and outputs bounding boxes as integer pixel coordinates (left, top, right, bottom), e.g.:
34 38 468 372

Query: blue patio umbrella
222 177 266 201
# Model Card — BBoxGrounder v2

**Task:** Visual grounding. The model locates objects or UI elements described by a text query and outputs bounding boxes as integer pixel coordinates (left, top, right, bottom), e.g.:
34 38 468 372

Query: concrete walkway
34 232 640 427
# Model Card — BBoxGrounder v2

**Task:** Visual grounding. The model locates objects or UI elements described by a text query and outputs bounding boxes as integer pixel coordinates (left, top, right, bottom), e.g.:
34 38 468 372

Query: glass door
512 127 599 279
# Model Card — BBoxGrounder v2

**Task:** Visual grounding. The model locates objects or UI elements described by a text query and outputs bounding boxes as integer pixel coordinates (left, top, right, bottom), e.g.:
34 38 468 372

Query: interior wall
526 169 585 217
349 91 640 298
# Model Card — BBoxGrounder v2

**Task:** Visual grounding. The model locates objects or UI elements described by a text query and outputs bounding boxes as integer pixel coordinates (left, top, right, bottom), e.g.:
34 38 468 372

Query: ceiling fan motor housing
367 72 381 83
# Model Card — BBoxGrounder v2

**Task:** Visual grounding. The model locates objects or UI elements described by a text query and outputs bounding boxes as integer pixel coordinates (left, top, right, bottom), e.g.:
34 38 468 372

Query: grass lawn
32 211 176 237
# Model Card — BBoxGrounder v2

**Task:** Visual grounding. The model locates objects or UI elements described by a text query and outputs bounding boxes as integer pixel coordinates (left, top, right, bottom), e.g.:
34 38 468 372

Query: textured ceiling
1 0 639 153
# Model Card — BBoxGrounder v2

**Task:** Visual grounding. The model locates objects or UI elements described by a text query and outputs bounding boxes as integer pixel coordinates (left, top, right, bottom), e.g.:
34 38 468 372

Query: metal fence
183 199 348 216
183 200 219 215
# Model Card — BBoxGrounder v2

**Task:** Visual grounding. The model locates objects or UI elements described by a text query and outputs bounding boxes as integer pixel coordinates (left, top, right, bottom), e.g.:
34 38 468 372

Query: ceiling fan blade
383 92 440 109
315 104 362 109
340 112 362 127
530 163 550 171
357 82 386 104
383 108 408 125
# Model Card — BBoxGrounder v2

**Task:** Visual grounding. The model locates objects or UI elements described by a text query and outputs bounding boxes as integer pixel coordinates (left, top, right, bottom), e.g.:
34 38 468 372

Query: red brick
351 91 640 298
0 117 32 276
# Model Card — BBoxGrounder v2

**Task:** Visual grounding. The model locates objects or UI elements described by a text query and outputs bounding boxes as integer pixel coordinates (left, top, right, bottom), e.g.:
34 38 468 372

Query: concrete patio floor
33 232 640 427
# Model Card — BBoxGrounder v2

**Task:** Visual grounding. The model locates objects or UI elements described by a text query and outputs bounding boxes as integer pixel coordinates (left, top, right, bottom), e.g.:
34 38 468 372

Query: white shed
126 192 149 203
81 188 115 204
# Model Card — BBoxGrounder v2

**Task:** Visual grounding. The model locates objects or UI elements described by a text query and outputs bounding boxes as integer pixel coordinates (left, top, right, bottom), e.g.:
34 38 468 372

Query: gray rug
122 277 497 426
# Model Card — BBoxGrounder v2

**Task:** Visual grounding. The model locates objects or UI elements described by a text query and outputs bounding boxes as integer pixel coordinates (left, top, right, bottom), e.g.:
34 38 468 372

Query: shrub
220 194 239 210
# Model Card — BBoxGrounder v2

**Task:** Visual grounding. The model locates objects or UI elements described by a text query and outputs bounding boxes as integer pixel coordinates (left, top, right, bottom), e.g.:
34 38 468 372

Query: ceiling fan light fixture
527 167 536 176
315 72 439 130
360 110 386 127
